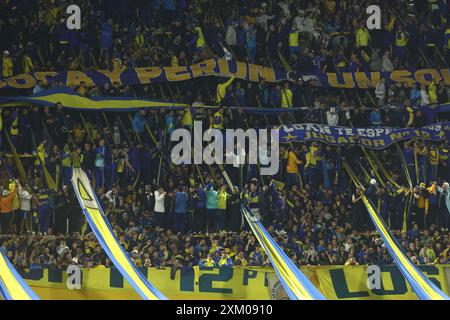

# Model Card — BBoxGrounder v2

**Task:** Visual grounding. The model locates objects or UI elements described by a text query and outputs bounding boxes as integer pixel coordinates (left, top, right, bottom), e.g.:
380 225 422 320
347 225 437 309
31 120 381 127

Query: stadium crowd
0 0 450 273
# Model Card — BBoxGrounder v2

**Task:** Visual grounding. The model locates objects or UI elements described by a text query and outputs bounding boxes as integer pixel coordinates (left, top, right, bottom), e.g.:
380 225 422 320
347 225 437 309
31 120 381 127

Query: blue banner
0 58 448 90
278 123 450 149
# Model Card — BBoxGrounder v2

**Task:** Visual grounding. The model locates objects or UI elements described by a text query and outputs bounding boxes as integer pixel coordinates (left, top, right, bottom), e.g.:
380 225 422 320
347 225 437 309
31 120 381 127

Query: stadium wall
21 265 450 300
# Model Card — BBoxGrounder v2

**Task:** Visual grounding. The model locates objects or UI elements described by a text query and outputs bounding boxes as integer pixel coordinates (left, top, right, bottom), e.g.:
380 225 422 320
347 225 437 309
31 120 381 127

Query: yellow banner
22 265 450 300
315 265 450 300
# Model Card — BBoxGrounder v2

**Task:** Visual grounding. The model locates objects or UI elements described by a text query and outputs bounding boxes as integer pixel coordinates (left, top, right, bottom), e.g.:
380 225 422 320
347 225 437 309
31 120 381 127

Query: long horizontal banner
0 58 448 89
278 123 450 149
0 87 306 113
3 87 450 115
0 87 188 111
21 265 450 300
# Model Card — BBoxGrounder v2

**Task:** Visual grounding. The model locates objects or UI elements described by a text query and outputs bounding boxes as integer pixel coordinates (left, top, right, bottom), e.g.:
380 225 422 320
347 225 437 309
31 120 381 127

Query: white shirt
225 148 246 168
225 25 237 46
154 191 165 213
105 190 116 208
375 82 386 99
326 111 339 126
381 56 394 72
18 185 32 212
420 89 430 106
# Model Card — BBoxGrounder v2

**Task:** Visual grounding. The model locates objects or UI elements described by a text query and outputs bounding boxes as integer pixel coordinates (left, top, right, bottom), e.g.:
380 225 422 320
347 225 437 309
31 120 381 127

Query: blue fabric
174 191 187 213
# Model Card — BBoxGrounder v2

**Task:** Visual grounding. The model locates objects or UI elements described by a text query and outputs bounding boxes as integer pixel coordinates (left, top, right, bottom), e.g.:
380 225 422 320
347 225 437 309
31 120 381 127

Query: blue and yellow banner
0 58 448 89
279 123 450 149
0 248 40 300
241 206 325 300
20 264 450 300
0 87 188 111
71 167 167 300
315 265 450 300
0 87 307 113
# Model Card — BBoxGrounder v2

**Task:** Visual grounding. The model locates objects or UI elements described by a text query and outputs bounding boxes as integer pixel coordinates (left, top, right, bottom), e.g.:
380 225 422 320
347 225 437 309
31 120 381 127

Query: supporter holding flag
216 77 235 105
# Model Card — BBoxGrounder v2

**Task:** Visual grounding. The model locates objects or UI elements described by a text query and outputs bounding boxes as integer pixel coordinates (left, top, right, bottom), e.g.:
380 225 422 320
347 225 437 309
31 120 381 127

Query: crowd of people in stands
0 0 449 74
0 0 450 273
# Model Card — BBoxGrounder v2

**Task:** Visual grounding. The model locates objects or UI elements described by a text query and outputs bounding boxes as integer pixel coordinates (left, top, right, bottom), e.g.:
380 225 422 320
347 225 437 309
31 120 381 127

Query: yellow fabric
134 34 144 48
23 55 34 73
117 159 125 173
204 259 215 267
446 29 450 49
428 82 437 103
72 168 164 300
429 149 439 165
10 112 18 136
406 107 414 127
61 148 72 167
386 15 396 31
356 28 370 47
325 0 336 13
216 77 235 104
289 31 299 47
287 151 301 173
242 207 318 300
306 145 318 167
181 108 193 127
195 27 206 48
344 162 448 300
440 147 448 161
395 31 408 46
0 250 36 300
281 88 293 108
2 56 13 77
212 111 224 129
171 55 179 67
217 190 229 209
